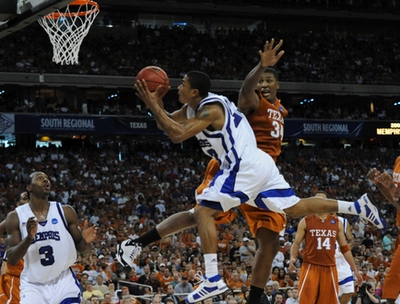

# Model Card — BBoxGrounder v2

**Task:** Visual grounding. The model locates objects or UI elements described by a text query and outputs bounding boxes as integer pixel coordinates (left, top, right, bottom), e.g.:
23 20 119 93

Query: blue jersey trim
56 202 69 231
254 188 296 210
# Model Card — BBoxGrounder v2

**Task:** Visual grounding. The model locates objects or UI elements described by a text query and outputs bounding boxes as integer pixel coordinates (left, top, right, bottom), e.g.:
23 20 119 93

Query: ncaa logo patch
330 219 336 224
52 218 58 224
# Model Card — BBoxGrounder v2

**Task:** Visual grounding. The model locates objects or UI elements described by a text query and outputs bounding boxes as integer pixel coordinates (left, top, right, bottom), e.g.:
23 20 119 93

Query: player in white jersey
335 215 357 304
5 172 97 304
135 70 382 303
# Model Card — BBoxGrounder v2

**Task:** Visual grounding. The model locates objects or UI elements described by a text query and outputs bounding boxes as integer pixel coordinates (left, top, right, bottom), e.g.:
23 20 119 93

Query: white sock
204 253 218 277
337 200 357 215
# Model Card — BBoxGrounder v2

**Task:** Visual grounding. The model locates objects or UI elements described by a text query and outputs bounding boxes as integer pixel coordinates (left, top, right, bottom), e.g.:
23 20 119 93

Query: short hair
315 190 329 198
263 67 279 81
164 297 174 304
186 71 211 99
275 292 284 299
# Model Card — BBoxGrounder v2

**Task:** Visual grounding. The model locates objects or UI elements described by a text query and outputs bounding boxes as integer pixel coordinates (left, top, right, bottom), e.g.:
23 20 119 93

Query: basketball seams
136 66 169 97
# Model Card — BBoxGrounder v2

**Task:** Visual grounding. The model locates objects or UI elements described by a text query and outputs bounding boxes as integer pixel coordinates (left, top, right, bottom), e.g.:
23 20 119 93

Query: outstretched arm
238 38 284 115
289 217 306 272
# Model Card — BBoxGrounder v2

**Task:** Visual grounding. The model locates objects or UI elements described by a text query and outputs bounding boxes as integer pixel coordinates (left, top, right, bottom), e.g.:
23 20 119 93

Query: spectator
285 287 299 304
351 282 381 304
260 284 274 304
144 271 162 295
162 285 180 304
239 238 255 262
83 281 104 302
174 275 194 302
93 274 110 295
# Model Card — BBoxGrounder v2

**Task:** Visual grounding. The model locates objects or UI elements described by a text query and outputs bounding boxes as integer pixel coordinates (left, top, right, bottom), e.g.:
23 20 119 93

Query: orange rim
46 0 99 19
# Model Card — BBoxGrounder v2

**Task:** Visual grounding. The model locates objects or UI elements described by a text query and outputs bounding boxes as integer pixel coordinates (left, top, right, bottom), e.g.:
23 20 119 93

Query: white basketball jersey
186 93 258 170
16 202 77 284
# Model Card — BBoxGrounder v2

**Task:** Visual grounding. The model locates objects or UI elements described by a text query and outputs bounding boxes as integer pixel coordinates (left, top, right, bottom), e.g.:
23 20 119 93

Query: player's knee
193 205 217 222
256 230 280 255
284 201 310 218
284 205 302 218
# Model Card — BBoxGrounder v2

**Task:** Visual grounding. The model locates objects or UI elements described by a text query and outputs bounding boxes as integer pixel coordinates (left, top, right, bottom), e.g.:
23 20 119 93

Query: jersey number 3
39 245 55 266
271 121 284 140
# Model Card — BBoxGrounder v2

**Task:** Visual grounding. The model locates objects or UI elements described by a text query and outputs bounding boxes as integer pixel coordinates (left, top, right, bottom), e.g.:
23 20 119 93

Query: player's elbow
6 256 18 266
170 136 182 144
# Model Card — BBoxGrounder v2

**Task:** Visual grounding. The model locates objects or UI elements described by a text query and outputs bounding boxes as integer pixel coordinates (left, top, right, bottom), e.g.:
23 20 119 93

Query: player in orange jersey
0 191 29 304
368 156 400 304
289 192 362 304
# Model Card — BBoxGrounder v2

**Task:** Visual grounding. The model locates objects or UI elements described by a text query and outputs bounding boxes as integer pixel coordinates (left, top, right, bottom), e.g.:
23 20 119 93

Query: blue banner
284 120 364 138
14 114 164 135
12 115 400 138
15 114 114 134
114 117 164 135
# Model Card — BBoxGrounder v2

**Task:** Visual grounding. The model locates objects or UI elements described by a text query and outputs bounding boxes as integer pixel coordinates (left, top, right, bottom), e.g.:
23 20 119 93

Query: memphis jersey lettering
186 93 257 170
16 202 77 284
31 231 60 243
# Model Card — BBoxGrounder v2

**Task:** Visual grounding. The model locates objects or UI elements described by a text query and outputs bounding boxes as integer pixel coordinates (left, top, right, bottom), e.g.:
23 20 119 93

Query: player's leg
340 292 353 304
298 263 319 304
316 265 339 304
117 210 198 268
185 205 228 304
250 228 279 299
139 211 197 244
239 204 285 304
382 245 400 303
283 194 383 229
117 158 229 268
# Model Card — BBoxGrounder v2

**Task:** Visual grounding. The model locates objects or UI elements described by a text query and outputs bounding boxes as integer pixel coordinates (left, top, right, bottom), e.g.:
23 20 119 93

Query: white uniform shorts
336 257 354 295
197 151 300 212
20 268 81 304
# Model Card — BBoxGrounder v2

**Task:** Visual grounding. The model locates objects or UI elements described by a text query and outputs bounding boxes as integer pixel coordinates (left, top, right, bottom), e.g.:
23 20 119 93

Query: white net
38 0 99 65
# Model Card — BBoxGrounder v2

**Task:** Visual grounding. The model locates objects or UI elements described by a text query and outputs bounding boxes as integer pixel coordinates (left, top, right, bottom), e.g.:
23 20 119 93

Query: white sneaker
355 193 383 229
116 239 142 268
185 274 228 304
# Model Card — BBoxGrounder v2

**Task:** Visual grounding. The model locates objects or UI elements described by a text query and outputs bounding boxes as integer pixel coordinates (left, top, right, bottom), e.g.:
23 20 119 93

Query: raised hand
26 216 38 240
367 168 381 184
81 219 98 244
259 38 285 68
376 172 394 189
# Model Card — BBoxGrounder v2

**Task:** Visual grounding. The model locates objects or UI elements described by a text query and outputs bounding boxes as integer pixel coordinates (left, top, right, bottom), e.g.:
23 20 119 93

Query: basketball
136 66 169 98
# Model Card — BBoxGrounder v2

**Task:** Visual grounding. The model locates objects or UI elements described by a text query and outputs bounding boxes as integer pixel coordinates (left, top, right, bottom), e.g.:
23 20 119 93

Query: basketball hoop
38 0 100 65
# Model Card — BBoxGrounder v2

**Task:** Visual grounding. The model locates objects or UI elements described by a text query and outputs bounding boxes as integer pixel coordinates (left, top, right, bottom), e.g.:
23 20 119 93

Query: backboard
0 0 73 39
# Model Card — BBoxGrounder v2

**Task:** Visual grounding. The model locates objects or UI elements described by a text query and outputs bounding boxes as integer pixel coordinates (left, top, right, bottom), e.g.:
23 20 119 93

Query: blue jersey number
39 245 55 266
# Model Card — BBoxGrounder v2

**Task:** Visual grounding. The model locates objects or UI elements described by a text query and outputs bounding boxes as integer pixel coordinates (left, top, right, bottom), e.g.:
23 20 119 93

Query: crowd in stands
1 19 399 86
0 141 398 303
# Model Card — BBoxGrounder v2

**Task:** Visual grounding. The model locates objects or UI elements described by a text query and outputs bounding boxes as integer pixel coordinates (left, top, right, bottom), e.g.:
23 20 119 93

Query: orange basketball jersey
5 260 23 277
246 93 288 161
302 214 338 267
393 156 400 227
